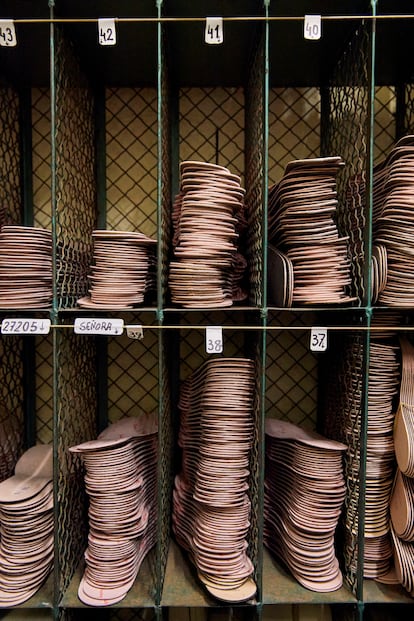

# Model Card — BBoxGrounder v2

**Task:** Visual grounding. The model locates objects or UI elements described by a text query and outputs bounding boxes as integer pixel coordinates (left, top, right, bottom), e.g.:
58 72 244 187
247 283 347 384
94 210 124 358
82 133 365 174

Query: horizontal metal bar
46 324 414 331
9 14 414 26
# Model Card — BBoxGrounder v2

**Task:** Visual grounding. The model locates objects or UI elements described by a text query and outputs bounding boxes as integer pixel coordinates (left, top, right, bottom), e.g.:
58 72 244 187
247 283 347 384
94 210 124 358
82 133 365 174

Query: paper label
126 326 144 340
206 326 223 354
98 18 117 46
310 327 328 352
1 318 51 335
0 20 17 47
74 318 123 335
304 14 321 40
205 17 223 44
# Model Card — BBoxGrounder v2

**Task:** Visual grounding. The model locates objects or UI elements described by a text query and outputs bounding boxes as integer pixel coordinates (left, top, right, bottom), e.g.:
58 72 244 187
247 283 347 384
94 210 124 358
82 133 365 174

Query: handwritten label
74 318 123 336
304 15 321 40
0 20 17 47
206 326 223 354
205 17 223 44
1 318 51 335
98 18 117 46
126 326 144 340
310 327 328 352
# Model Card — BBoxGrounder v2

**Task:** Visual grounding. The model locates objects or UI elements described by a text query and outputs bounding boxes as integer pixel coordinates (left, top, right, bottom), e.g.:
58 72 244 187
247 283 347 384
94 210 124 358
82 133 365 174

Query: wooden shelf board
262 548 357 604
60 555 156 608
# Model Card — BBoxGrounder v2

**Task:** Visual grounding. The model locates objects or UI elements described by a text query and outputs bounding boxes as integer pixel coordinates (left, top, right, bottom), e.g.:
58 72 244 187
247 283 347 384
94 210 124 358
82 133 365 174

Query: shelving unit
1 1 414 620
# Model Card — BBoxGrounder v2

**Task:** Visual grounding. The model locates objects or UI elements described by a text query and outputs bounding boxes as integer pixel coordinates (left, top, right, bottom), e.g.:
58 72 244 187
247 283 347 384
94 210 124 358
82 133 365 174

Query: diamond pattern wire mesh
321 333 365 596
35 335 53 444
268 87 321 185
0 83 25 480
0 336 24 482
179 87 245 183
32 87 52 229
32 87 54 445
54 28 96 309
373 86 396 164
54 27 99 595
321 23 370 306
0 84 21 225
265 314 318 430
106 87 158 238
245 27 265 308
56 330 98 595
107 326 159 421
158 29 173 602
403 83 414 135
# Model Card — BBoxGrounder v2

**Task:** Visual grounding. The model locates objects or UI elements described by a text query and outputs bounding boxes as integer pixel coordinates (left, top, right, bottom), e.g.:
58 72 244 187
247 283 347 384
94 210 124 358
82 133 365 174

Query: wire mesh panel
179 87 245 182
265 314 318 430
54 27 97 309
106 87 158 238
321 332 366 596
32 87 52 229
0 83 21 225
159 29 172 309
245 27 265 308
55 330 98 596
321 23 371 306
0 336 24 482
403 83 414 135
35 334 53 445
373 86 396 164
268 87 321 185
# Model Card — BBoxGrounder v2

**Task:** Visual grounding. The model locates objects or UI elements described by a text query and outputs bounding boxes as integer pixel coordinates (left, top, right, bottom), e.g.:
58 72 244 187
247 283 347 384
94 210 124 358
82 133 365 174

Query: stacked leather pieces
268 157 355 306
169 161 248 308
172 358 257 603
390 337 414 594
0 444 54 606
69 414 157 606
373 135 414 306
77 230 156 309
264 419 347 592
364 340 400 579
0 226 52 309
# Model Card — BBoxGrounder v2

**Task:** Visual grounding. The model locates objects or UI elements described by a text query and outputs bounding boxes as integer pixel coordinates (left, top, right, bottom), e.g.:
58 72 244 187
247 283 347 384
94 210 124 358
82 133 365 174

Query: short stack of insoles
169 161 248 308
267 157 355 306
0 444 54 606
69 414 158 606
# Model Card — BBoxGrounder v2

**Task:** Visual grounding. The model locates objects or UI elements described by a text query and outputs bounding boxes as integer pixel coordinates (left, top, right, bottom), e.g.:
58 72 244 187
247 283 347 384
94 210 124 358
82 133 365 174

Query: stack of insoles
267 157 355 306
169 161 248 307
70 414 157 606
172 358 257 602
264 419 347 592
77 230 156 309
0 444 53 606
0 226 52 309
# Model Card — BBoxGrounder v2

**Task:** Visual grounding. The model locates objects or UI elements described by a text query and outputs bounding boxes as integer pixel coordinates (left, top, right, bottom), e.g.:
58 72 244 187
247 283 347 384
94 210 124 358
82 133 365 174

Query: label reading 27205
1 318 51 335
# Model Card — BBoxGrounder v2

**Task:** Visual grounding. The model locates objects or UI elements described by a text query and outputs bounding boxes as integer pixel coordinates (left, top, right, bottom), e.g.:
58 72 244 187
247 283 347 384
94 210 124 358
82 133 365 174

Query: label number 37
310 327 328 352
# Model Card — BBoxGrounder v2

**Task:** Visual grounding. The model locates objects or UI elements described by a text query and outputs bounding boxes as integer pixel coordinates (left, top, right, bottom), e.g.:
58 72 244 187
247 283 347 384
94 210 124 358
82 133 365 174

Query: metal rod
46 324 414 331
10 14 414 25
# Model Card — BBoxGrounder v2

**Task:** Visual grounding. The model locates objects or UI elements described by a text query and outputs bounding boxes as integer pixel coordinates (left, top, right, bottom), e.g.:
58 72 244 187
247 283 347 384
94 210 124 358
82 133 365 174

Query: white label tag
126 326 144 340
74 318 123 336
205 17 223 44
206 326 223 354
98 18 117 46
1 318 51 335
310 327 328 352
0 20 17 47
304 15 321 40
